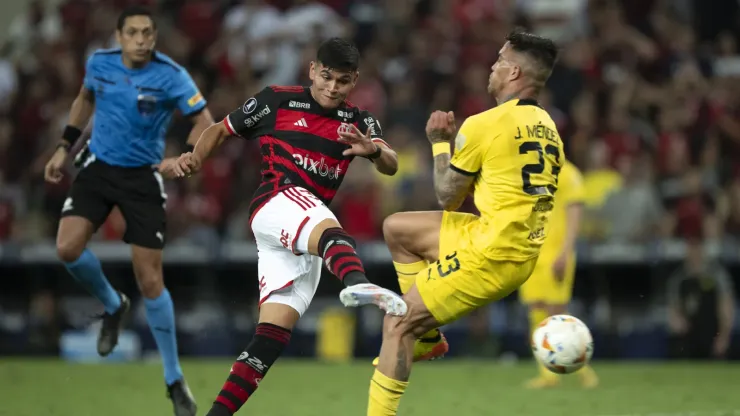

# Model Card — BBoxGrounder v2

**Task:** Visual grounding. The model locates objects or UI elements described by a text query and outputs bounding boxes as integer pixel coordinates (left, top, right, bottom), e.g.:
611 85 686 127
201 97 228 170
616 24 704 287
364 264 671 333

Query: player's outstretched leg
368 212 448 366
206 303 296 416
131 245 195 416
308 218 406 316
56 216 128 354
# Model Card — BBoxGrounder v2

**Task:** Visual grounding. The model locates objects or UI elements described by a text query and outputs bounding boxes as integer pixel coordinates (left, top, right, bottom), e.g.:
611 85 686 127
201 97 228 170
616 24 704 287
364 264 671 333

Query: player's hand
425 111 456 144
338 124 377 157
176 152 201 176
44 147 68 184
157 157 182 179
552 253 568 282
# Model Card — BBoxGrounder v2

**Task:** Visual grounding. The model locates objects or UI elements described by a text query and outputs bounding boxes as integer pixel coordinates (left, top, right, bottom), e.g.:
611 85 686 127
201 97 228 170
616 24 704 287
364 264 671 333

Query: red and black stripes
212 323 291 414
318 227 367 284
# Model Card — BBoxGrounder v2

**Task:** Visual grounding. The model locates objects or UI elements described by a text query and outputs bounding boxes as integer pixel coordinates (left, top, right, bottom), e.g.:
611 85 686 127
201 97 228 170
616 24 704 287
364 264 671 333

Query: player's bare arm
185 108 215 147
339 124 398 175
426 110 475 210
159 108 214 178
174 120 230 176
44 85 96 183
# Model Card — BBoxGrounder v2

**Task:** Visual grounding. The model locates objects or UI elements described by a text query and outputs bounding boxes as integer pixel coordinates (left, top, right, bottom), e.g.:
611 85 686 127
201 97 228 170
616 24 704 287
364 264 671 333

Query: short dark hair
506 29 558 84
316 38 360 72
117 6 156 31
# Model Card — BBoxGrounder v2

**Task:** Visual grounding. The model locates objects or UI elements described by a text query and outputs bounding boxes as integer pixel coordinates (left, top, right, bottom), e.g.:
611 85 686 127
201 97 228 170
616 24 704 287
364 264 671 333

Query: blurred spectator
600 154 666 242
0 0 738 247
667 238 735 359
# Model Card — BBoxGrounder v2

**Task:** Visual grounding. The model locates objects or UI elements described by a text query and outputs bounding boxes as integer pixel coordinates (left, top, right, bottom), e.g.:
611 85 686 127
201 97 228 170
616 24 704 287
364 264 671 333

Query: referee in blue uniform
43 6 212 415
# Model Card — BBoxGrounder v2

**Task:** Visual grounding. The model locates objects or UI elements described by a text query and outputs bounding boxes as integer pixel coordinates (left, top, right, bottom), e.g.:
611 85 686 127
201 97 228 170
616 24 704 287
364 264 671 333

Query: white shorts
251 186 337 316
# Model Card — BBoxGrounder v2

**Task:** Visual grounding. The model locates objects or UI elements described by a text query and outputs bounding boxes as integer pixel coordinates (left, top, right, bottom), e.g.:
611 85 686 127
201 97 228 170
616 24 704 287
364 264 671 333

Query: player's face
117 15 156 65
488 42 518 95
309 62 358 109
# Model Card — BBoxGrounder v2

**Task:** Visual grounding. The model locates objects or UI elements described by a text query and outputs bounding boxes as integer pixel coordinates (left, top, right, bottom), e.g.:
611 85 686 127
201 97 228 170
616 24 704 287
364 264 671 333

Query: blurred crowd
0 0 740 245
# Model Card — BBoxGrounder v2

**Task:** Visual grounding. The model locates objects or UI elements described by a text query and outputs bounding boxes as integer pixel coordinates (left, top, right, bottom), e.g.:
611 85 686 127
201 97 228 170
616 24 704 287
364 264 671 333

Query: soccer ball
531 314 594 374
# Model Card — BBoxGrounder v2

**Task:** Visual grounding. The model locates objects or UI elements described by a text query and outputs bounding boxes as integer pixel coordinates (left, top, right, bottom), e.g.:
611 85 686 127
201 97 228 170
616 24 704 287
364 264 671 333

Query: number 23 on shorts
428 251 461 281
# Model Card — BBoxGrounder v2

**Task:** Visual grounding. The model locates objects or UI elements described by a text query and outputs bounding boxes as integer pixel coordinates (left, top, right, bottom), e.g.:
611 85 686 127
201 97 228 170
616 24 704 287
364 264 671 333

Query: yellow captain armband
432 142 450 157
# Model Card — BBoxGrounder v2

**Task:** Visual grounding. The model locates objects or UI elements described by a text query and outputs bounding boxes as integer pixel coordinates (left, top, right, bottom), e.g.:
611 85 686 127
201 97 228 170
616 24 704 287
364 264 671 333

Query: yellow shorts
518 254 576 305
416 211 538 326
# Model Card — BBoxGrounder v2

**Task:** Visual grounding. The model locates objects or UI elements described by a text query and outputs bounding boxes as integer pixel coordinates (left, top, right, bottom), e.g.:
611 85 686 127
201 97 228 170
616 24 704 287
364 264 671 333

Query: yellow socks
393 261 425 293
368 369 408 416
393 261 438 339
529 308 556 379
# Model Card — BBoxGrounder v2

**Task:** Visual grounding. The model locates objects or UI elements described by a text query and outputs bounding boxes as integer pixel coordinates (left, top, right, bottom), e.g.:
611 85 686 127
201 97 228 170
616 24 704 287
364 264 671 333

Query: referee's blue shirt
83 48 206 167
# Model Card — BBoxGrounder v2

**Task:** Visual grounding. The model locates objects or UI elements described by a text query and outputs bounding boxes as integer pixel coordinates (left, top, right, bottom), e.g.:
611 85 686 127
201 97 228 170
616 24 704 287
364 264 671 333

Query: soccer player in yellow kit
338 30 563 415
519 160 599 389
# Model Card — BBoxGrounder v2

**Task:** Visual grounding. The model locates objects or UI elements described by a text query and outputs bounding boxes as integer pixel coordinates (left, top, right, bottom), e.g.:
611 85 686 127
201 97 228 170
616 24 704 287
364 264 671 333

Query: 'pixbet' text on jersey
222 85 388 221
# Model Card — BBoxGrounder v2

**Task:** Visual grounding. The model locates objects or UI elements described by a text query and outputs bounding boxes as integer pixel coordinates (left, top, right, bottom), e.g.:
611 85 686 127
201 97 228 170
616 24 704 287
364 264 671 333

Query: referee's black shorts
61 157 167 249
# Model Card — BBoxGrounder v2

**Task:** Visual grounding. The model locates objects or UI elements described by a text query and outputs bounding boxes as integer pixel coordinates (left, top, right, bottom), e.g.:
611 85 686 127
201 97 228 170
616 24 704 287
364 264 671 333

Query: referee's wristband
432 142 450 157
62 125 82 146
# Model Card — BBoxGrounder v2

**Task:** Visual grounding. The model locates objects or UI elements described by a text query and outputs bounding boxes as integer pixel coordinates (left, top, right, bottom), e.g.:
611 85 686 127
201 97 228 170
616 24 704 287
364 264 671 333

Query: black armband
62 125 82 146
367 144 382 160
186 144 195 152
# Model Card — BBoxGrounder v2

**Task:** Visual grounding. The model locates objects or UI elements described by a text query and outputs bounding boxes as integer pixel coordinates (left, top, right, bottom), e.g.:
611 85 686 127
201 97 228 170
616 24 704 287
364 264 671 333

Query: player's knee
56 237 85 263
136 275 164 299
133 266 164 299
382 213 406 249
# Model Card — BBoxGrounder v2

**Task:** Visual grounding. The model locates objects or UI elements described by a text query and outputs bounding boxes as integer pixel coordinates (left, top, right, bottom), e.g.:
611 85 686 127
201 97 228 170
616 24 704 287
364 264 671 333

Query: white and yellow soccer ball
531 314 594 374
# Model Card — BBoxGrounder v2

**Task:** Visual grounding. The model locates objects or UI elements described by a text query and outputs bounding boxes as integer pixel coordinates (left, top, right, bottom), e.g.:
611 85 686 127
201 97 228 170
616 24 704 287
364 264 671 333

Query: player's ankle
343 271 370 286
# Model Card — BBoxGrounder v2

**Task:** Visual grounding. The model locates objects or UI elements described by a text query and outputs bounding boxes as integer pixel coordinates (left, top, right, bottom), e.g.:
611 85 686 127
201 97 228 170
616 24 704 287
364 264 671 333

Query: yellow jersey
539 160 584 261
450 98 564 261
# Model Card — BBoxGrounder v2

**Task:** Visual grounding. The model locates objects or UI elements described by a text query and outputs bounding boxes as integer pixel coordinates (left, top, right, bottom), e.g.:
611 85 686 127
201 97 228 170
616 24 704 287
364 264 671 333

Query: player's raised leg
365 211 449 367
206 189 405 416
313 217 407 315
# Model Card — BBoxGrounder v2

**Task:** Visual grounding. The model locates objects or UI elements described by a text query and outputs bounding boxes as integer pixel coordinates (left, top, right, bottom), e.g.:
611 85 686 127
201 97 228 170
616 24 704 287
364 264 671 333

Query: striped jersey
223 85 388 221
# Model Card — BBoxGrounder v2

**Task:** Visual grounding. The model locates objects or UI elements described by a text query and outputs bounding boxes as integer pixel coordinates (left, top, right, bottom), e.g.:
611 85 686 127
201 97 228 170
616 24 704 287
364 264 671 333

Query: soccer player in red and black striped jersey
174 38 407 416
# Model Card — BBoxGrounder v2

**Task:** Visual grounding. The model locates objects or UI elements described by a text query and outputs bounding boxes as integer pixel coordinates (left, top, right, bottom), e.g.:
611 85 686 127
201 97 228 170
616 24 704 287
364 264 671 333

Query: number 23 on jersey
514 123 562 196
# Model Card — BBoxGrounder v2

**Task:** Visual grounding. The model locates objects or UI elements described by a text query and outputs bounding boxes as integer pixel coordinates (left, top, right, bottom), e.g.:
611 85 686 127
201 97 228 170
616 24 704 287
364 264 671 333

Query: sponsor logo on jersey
187 91 203 107
293 154 342 180
337 110 354 118
364 117 380 136
289 100 310 109
243 105 271 128
243 97 258 114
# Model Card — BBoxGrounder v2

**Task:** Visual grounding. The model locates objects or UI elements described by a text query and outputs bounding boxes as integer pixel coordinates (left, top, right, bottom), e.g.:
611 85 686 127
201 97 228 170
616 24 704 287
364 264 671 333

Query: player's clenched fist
425 110 457 144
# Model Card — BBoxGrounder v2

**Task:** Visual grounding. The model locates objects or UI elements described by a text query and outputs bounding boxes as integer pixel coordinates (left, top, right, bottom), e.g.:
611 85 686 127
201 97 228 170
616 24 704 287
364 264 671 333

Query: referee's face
117 15 156 66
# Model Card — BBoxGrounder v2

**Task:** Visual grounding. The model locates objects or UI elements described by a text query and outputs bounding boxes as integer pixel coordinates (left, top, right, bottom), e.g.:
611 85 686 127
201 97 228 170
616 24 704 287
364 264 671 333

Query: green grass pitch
1 359 739 415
